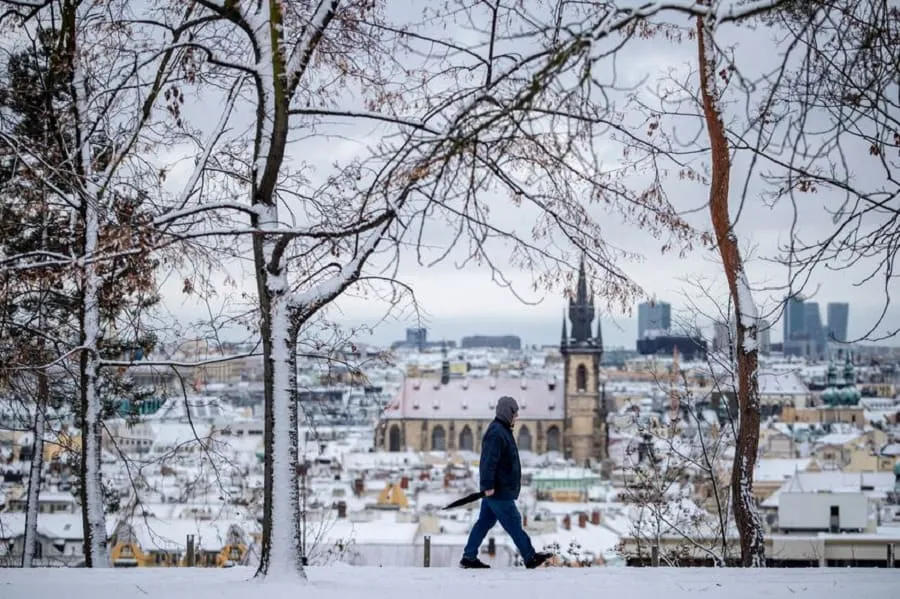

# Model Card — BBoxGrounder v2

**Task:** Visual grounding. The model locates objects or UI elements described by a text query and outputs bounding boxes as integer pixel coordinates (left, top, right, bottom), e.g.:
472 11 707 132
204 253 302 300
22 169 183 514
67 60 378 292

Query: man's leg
490 499 536 563
462 499 498 560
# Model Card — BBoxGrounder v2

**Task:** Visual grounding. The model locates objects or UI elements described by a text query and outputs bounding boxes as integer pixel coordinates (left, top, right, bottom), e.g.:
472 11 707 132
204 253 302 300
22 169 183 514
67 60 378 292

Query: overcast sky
149 2 898 351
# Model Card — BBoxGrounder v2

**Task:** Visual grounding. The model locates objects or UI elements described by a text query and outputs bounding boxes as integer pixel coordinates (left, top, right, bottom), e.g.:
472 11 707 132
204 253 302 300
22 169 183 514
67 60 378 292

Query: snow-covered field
1 566 896 599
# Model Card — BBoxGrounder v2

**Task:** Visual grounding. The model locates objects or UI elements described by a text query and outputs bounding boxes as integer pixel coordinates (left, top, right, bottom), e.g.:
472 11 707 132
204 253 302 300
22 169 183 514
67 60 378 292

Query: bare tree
169 0 739 579
617 354 736 566
694 7 766 566
0 0 239 566
742 0 899 342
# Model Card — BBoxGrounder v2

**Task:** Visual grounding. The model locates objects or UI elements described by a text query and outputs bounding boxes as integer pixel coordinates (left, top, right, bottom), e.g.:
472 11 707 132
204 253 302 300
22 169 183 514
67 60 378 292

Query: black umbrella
441 490 485 510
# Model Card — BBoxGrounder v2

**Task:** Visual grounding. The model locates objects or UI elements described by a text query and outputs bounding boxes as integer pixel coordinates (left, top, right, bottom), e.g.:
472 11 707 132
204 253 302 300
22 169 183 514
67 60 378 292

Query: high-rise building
783 296 806 343
405 327 427 351
804 302 826 356
637 301 671 339
826 302 849 342
758 318 772 354
712 320 733 354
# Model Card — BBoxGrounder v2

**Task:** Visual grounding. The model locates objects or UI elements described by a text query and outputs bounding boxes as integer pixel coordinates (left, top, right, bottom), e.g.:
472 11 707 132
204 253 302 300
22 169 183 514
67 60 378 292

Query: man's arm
479 429 503 494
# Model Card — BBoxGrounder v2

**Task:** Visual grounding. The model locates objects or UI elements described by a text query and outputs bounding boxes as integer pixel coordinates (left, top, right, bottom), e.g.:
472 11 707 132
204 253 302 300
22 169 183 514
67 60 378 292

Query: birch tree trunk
21 371 46 568
696 14 765 567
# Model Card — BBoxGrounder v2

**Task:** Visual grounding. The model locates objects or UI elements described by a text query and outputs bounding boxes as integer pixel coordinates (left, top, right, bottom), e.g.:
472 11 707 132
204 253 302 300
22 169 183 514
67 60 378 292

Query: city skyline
160 253 893 351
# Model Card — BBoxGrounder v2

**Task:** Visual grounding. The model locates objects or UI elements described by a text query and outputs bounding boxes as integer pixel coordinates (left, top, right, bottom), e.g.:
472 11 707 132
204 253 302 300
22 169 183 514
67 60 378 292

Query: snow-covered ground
1 566 896 599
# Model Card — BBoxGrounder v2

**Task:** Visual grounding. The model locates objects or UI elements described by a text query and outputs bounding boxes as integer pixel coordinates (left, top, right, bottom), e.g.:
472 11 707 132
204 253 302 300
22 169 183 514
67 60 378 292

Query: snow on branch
285 0 339 92
604 0 787 28
99 351 262 369
288 214 393 317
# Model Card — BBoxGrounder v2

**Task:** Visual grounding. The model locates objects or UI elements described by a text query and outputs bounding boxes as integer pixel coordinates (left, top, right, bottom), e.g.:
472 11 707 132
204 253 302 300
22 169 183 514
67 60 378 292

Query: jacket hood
495 396 519 426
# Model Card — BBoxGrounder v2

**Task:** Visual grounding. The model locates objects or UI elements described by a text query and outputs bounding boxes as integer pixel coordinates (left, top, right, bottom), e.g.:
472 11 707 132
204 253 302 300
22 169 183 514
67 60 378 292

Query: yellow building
376 260 608 463
109 519 249 568
812 429 891 471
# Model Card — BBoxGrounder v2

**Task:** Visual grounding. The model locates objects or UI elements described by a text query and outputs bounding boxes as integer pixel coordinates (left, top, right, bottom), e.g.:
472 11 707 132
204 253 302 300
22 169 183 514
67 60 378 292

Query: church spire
568 255 596 346
576 256 591 307
560 311 568 349
596 307 603 350
440 340 450 385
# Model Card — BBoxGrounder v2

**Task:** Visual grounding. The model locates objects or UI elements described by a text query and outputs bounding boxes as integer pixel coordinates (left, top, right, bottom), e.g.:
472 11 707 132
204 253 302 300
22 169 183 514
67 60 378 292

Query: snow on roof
148 396 236 422
0 512 83 540
531 467 599 481
783 470 895 493
755 458 813 482
383 378 564 420
816 432 862 446
341 451 424 471
758 371 809 396
532 519 620 559
320 512 418 545
115 517 250 552
762 470 897 508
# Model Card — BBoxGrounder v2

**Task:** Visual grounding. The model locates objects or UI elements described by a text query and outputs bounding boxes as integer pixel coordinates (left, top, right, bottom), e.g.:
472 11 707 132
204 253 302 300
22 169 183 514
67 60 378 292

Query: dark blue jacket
479 418 521 500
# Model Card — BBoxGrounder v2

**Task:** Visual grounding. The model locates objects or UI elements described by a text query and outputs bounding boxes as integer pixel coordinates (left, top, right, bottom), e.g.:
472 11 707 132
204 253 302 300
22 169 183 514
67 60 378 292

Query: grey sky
149 2 898 350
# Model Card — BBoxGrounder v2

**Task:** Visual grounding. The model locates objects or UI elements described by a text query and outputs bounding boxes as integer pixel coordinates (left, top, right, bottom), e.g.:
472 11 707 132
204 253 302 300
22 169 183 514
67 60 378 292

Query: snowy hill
1 566 896 599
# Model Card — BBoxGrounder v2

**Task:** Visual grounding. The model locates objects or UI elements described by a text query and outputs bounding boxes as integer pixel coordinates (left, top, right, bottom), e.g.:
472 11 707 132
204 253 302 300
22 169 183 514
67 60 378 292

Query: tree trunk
72 33 110 567
22 371 46 568
254 290 303 579
696 15 766 567
249 2 306 580
78 198 110 568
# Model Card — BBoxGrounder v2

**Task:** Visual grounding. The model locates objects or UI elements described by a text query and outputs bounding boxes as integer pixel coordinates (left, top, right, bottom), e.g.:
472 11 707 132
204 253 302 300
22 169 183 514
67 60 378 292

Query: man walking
460 396 553 569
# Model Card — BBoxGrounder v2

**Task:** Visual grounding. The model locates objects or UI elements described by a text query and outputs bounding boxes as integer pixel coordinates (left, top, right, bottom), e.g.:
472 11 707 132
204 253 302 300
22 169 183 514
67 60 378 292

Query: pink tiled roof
383 378 565 420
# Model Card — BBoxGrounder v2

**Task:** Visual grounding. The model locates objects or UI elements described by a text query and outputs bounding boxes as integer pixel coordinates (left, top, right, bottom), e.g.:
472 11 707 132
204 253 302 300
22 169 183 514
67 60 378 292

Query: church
375 261 608 464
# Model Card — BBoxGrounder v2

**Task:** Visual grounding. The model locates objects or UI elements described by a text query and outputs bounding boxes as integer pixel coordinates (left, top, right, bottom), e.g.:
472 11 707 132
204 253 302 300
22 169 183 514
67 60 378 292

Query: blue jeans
463 497 535 562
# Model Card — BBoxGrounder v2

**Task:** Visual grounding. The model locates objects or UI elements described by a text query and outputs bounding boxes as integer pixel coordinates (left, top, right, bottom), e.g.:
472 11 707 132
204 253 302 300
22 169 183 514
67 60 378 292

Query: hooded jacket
479 417 521 500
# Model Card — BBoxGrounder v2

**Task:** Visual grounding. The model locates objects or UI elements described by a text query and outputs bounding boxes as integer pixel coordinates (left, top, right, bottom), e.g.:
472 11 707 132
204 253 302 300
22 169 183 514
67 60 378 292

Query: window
575 364 587 392
546 426 561 452
517 426 533 452
388 425 401 452
431 426 446 451
458 426 474 452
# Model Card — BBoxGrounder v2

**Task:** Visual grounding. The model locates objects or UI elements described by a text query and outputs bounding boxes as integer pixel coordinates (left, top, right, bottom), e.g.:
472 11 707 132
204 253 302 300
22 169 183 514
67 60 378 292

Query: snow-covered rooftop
758 371 809 396
754 458 814 483
382 378 564 420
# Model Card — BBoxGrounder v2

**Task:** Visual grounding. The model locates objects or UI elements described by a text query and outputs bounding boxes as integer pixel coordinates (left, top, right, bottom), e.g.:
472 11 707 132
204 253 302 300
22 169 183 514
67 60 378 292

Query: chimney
336 501 347 519
562 515 571 530
523 514 528 528
591 510 601 526
487 537 496 556
400 476 409 490
578 512 587 528
353 478 364 497
441 340 450 385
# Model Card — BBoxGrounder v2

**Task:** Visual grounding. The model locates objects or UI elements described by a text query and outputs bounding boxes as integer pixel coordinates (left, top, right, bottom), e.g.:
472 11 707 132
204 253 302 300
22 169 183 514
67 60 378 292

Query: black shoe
525 552 553 569
460 557 491 569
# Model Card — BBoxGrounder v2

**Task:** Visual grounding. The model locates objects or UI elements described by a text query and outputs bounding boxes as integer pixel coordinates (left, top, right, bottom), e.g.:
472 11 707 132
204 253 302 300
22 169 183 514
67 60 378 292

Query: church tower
560 258 606 464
